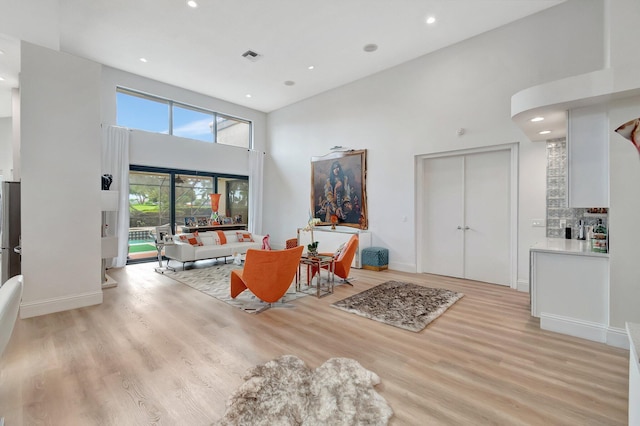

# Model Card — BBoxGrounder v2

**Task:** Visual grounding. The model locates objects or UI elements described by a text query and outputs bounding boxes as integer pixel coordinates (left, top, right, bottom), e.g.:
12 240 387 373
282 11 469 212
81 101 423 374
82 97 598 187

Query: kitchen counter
529 238 609 343
531 237 608 258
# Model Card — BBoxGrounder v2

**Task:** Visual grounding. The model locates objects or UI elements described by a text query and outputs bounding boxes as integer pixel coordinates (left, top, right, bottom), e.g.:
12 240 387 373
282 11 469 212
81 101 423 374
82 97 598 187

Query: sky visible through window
116 91 214 142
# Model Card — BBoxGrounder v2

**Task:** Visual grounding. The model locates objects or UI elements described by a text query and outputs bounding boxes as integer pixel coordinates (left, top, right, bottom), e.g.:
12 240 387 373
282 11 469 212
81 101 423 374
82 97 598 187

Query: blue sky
116 91 213 142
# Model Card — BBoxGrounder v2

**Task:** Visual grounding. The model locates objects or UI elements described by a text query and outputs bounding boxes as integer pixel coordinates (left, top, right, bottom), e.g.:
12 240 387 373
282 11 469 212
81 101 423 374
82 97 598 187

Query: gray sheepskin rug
216 355 393 425
332 281 464 332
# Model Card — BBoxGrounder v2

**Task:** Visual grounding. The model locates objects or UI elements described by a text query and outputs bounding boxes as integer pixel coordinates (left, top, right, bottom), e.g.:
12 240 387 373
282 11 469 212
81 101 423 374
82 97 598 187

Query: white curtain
248 149 264 235
102 126 130 268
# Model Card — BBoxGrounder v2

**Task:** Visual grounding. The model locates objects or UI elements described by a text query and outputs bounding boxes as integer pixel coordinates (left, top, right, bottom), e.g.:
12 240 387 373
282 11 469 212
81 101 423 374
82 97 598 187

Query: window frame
116 87 253 148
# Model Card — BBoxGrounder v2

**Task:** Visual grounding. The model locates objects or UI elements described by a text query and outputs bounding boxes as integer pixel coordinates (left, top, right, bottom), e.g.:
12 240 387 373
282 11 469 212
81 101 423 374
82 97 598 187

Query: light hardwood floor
0 264 629 425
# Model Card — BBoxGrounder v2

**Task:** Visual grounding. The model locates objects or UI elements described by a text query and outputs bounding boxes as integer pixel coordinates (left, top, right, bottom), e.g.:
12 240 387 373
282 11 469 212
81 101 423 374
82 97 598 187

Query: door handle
464 226 470 230
457 226 462 230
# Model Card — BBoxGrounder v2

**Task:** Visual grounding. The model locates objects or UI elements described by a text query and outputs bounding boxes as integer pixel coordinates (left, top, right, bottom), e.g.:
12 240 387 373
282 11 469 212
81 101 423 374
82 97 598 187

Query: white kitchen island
530 238 609 343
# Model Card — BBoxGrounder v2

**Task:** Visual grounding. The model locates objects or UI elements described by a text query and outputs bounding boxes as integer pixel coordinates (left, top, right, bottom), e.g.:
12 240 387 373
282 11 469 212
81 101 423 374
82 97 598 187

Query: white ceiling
0 0 565 116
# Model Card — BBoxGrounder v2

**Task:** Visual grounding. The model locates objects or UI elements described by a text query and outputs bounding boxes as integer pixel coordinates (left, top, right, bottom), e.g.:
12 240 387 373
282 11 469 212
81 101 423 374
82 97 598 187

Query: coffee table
297 255 335 298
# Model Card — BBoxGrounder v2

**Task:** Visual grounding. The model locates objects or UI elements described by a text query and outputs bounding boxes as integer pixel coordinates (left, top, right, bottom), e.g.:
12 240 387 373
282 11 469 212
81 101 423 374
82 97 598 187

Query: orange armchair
314 234 359 285
230 246 304 308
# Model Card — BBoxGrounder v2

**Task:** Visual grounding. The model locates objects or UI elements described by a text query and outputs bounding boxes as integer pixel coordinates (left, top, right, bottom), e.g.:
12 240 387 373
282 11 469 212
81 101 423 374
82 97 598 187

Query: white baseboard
20 290 103 319
540 313 607 343
516 279 529 293
102 274 118 289
388 262 415 273
606 326 630 349
539 313 631 349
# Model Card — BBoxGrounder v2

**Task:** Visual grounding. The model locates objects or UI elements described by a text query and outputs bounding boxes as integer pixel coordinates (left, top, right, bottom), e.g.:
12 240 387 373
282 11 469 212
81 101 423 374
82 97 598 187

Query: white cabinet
101 190 118 288
530 241 609 342
297 227 371 268
567 105 609 207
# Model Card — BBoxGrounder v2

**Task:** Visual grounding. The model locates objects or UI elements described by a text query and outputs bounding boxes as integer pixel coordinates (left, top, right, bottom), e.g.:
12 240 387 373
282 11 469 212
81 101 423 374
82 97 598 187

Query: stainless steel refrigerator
1 181 21 285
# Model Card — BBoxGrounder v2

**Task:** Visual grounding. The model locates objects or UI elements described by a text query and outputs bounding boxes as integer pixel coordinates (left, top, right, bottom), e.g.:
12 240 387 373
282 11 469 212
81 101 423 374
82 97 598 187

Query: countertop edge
530 238 609 258
530 247 609 258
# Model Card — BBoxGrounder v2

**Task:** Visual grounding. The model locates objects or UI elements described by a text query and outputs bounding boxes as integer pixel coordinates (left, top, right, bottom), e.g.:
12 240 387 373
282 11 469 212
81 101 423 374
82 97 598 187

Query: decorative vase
209 193 221 223
331 223 336 230
308 250 318 257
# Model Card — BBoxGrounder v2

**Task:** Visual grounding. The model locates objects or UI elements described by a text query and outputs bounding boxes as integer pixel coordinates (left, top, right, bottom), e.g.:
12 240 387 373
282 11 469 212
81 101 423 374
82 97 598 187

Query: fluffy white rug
217 355 393 425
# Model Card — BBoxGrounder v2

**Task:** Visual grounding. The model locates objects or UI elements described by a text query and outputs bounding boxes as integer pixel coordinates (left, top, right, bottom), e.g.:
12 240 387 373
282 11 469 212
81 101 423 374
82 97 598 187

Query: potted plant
305 216 321 256
307 241 319 256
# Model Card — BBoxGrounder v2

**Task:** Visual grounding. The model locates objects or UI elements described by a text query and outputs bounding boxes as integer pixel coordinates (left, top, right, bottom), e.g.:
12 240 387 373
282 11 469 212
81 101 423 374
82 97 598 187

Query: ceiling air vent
241 50 262 62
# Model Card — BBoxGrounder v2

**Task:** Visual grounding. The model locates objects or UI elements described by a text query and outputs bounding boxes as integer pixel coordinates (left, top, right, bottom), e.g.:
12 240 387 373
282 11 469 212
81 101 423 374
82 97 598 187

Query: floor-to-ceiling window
128 166 249 263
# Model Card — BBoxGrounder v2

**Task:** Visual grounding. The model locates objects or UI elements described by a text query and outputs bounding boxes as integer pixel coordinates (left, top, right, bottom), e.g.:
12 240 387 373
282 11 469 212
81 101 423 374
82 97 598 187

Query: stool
361 247 389 271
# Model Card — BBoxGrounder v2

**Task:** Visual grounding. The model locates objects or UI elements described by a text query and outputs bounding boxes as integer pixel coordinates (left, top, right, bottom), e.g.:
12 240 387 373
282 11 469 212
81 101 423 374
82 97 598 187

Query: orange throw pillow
216 230 227 245
178 231 203 246
236 232 254 242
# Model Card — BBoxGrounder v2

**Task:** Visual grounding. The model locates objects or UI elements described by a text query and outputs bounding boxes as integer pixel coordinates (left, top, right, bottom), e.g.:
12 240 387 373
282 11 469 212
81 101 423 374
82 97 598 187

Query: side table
154 241 176 274
297 255 335 298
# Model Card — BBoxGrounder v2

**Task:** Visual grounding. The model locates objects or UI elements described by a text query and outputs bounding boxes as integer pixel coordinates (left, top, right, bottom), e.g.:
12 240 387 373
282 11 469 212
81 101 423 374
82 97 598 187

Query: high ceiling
0 0 565 115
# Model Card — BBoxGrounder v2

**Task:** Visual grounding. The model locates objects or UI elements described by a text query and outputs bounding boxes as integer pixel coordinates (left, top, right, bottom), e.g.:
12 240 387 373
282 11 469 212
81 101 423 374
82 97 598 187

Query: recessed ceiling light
245 94 252 98
0 76 4 81
531 116 545 122
539 130 551 135
187 0 198 8
139 57 148 63
284 81 295 86
363 44 378 53
0 49 4 55
308 65 315 70
426 16 436 24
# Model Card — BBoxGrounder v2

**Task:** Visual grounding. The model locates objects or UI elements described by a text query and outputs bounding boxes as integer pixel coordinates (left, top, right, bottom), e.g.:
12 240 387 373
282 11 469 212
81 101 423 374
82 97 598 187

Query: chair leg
243 303 272 314
341 277 354 286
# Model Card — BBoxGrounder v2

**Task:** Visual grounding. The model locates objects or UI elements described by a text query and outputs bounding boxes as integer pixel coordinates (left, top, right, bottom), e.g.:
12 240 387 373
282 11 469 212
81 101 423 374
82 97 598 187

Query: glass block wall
546 139 587 238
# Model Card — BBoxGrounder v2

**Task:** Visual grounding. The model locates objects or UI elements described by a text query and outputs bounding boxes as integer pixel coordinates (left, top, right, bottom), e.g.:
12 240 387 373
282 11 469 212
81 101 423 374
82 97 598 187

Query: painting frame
311 149 368 229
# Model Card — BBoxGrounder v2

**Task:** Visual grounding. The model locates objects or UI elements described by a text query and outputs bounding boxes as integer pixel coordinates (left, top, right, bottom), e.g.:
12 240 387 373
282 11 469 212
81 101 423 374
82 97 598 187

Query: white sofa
164 230 264 269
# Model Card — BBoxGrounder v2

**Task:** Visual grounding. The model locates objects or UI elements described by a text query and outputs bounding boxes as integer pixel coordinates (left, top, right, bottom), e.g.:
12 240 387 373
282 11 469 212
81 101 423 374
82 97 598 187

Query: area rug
168 263 308 313
331 280 464 332
217 354 393 425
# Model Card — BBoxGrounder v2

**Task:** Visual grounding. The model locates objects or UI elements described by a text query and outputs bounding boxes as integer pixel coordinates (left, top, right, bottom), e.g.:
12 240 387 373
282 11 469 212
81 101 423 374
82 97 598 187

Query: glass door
174 174 214 234
128 171 172 261
127 166 248 263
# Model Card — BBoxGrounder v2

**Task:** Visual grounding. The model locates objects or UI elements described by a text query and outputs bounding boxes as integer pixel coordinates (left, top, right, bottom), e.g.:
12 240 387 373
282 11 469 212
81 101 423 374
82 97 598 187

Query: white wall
0 117 11 179
20 42 103 317
605 0 640 69
11 88 20 181
101 67 267 176
266 0 604 278
608 95 640 329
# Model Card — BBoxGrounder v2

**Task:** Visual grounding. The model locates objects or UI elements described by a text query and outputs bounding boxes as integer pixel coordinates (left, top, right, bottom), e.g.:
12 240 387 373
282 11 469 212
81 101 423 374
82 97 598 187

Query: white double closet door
422 149 511 286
